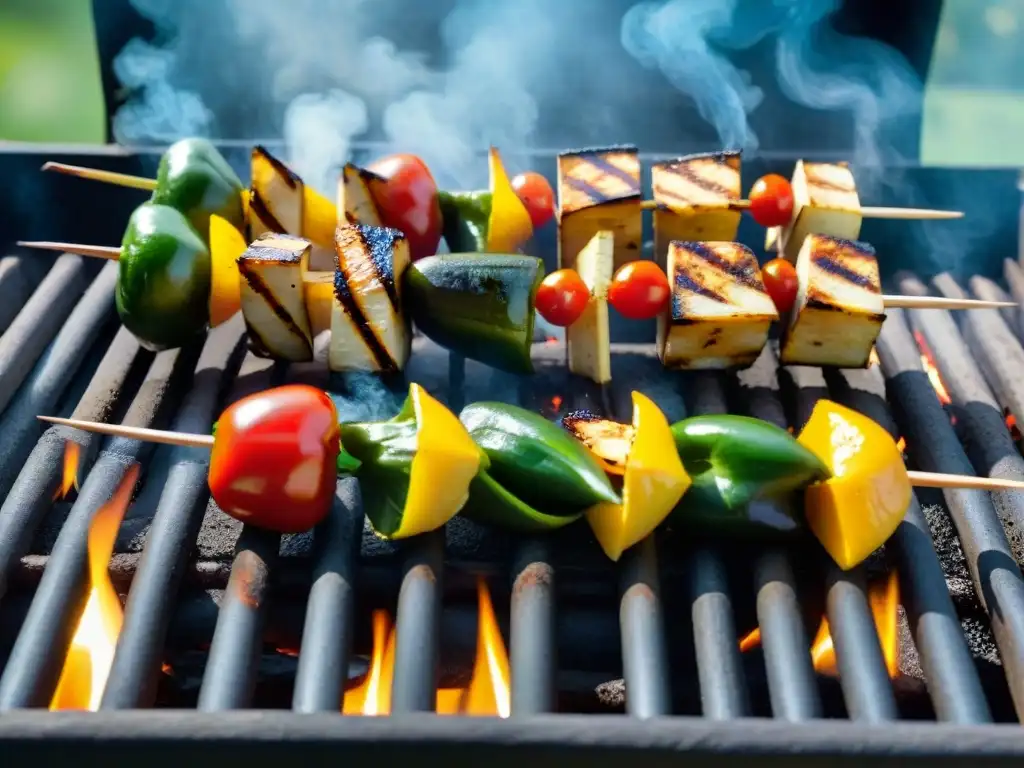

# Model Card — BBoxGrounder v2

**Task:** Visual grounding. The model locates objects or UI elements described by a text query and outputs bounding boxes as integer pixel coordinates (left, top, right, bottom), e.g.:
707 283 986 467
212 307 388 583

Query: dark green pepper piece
438 189 492 252
151 138 246 239
117 203 211 351
403 253 543 374
670 415 830 533
458 402 619 531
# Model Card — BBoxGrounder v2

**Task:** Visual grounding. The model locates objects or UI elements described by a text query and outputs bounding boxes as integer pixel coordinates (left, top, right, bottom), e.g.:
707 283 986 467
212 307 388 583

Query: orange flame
343 578 511 716
738 571 901 679
50 462 140 710
913 331 952 406
868 348 881 368
550 395 563 413
896 437 907 454
54 441 81 501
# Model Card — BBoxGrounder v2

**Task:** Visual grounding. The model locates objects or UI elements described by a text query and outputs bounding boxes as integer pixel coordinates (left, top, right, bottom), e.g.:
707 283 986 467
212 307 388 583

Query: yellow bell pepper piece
302 272 334 337
396 383 484 539
797 400 911 570
302 185 339 250
585 392 691 561
207 215 247 327
485 147 534 253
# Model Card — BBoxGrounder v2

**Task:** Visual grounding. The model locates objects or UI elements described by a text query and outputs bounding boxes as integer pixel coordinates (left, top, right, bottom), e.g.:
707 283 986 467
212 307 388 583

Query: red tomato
208 385 340 533
511 171 556 229
749 174 795 228
762 257 799 315
367 153 443 261
536 269 590 327
608 261 670 320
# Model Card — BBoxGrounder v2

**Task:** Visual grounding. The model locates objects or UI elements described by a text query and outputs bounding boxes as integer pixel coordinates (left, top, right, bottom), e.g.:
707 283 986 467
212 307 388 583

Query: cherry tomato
208 385 340 533
367 153 443 262
536 269 590 327
762 257 799 315
749 174 795 228
511 171 556 229
608 261 670 320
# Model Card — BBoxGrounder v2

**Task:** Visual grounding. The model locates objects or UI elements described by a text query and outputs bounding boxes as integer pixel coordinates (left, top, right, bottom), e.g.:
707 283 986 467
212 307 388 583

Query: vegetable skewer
638 197 962 220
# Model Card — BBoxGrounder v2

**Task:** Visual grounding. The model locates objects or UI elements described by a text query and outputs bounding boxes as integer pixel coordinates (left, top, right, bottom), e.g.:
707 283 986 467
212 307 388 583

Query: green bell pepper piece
438 189 492 253
151 138 246 239
458 402 619 531
403 253 543 374
669 414 830 533
117 203 211 351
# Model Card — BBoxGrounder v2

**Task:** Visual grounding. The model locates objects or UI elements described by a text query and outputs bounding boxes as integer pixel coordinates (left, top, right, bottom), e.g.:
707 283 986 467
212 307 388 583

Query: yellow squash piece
486 147 534 253
797 400 911 570
397 383 484 539
207 214 247 327
585 392 691 561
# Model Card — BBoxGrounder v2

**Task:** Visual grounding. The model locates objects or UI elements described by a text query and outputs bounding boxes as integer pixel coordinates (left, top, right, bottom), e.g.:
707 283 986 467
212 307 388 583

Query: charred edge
559 144 638 159
562 409 602 428
248 190 287 234
805 171 857 195
563 176 641 207
238 265 312 356
357 224 403 309
332 271 397 373
687 242 763 291
671 149 741 166
654 159 737 200
812 249 879 293
254 145 300 189
355 165 386 184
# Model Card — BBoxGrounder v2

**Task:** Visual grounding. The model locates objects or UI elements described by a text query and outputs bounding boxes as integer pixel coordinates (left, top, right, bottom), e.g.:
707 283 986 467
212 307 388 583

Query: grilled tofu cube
780 234 885 369
651 151 742 270
566 231 614 384
249 146 303 240
557 146 641 272
336 163 383 227
329 224 411 373
657 241 778 369
238 233 314 362
779 161 862 262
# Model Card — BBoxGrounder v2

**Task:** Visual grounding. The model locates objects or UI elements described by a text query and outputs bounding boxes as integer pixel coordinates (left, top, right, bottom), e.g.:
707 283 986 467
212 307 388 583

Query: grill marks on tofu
249 146 303 241
557 146 642 272
781 234 885 369
329 223 411 373
238 233 314 362
337 163 384 227
658 241 778 370
780 160 862 262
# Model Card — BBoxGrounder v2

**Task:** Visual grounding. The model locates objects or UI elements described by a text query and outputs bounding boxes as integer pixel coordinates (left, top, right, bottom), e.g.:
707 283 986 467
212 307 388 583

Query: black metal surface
877 309 1024 720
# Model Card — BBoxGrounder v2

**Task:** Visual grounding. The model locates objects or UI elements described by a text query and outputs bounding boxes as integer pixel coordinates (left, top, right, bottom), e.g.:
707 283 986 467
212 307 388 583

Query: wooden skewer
16 241 121 260
39 416 1024 493
41 162 158 192
38 415 214 448
638 198 962 220
882 295 1016 310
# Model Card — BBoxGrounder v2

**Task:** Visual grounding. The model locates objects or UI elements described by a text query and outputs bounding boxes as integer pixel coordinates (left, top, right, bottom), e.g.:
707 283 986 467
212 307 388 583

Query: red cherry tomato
367 153 443 262
511 171 556 230
208 385 340 533
762 257 799 315
608 261 670 320
749 174 795 228
536 269 590 327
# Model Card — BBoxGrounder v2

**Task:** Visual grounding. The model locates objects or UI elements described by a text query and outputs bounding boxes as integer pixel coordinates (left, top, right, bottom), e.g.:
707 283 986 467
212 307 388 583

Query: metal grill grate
2 243 1024 764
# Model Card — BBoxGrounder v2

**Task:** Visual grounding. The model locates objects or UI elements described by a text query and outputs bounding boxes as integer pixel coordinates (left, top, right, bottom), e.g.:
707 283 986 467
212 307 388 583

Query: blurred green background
0 0 105 143
3 0 1024 167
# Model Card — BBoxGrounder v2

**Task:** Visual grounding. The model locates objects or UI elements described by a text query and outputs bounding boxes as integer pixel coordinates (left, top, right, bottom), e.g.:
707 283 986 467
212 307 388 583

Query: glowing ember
913 331 952 406
343 578 510 716
53 440 81 500
545 336 559 346
1006 411 1022 441
739 571 901 679
50 463 140 711
550 395 563 412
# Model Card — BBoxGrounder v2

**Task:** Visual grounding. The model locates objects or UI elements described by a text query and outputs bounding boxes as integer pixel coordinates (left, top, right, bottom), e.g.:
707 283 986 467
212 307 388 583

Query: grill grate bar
0 255 96 418
292 475 364 713
0 266 122 600
877 309 1024 721
510 540 556 715
828 365 993 723
197 525 281 711
1001 260 1024 344
687 370 751 719
786 364 899 722
968 276 1019 341
0 342 199 709
390 529 444 713
736 350 822 721
100 319 247 709
0 254 47 335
